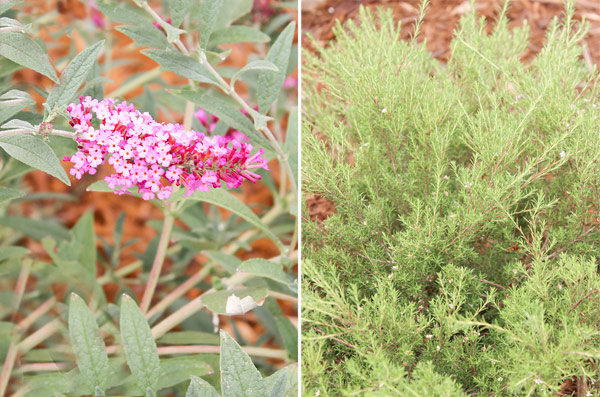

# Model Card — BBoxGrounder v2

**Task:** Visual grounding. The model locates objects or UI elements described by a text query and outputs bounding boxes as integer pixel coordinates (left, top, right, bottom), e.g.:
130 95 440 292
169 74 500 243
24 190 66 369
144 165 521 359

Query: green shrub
302 3 600 395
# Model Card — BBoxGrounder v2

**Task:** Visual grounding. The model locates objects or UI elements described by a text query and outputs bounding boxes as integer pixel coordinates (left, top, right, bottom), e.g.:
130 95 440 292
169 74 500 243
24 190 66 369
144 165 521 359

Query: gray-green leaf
0 32 58 82
68 294 110 394
0 89 35 125
180 188 283 252
0 134 70 185
46 41 104 110
209 26 270 47
115 25 171 49
0 0 21 16
72 211 97 275
237 258 289 285
199 0 224 49
202 286 268 315
186 376 219 397
231 60 278 88
119 294 160 394
0 186 24 205
284 107 298 194
141 49 217 85
220 330 266 397
258 22 295 113
168 0 194 28
174 89 272 151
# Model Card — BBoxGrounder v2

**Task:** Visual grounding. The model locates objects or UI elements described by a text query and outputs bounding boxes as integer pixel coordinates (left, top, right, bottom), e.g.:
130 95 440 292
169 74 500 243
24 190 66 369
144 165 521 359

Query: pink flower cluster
194 108 249 143
64 96 268 201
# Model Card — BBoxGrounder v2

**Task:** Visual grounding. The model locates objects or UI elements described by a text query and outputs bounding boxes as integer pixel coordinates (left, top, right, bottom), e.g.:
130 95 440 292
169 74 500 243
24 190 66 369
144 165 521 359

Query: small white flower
315 390 321 396
586 392 592 397
558 284 562 290
358 306 363 312
388 274 393 279
381 108 387 113
534 378 542 385
436 345 441 351
425 334 433 339
379 382 384 388
498 377 503 382
448 303 454 309
392 265 398 270
464 182 472 188
560 150 566 158
327 6 334 13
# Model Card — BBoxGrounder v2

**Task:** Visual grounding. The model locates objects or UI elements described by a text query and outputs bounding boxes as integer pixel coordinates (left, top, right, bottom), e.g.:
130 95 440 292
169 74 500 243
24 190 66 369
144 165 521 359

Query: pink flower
65 97 269 200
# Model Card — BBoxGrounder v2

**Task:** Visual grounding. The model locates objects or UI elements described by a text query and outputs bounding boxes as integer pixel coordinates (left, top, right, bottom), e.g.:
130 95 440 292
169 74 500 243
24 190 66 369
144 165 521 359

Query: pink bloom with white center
64 97 269 200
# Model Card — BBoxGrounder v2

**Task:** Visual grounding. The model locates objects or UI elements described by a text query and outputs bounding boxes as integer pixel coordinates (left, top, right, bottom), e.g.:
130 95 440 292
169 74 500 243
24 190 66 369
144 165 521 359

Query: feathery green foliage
302 3 600 395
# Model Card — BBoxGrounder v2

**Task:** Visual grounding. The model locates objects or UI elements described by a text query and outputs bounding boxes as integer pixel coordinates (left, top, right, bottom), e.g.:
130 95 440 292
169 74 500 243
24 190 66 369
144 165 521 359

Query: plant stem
16 319 62 353
146 264 214 318
0 342 17 397
0 128 76 138
140 203 175 314
16 297 56 333
105 344 288 360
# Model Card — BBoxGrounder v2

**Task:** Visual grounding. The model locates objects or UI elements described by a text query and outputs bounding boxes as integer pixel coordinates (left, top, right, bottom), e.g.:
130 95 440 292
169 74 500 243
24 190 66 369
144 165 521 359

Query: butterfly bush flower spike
64 97 268 200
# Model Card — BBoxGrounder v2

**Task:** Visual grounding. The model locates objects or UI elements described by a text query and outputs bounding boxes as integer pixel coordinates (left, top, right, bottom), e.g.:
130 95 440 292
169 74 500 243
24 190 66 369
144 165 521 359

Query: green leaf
119 294 160 394
284 108 298 192
0 0 21 15
115 24 171 49
220 330 266 396
72 211 97 275
258 22 295 113
46 41 104 112
231 60 278 87
274 316 297 362
0 134 70 185
199 0 224 49
158 356 213 389
95 0 149 25
0 215 70 241
209 26 270 47
181 188 283 252
0 246 29 261
68 294 110 394
202 286 268 315
174 89 272 151
158 331 219 345
0 186 24 205
265 365 297 397
238 258 289 285
1 118 35 131
204 250 241 274
168 0 194 27
0 32 58 82
186 376 220 397
214 0 252 27
141 49 217 85
0 89 35 125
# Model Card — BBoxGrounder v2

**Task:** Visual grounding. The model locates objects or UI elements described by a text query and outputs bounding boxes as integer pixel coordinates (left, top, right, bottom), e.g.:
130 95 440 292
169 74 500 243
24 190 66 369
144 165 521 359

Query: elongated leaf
204 250 241 274
258 22 295 113
0 215 70 240
214 0 252 27
238 258 289 285
95 0 149 25
141 49 216 85
199 0 223 49
72 211 97 275
168 0 194 27
202 286 268 315
209 26 270 46
0 32 58 82
0 134 70 185
265 365 297 397
158 331 219 345
0 186 24 204
231 60 278 87
115 24 171 49
274 316 297 361
0 89 35 125
68 294 109 395
46 41 104 110
174 89 272 150
0 246 29 261
119 294 160 394
183 188 283 252
0 0 21 15
186 376 219 397
220 330 265 397
158 356 213 389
